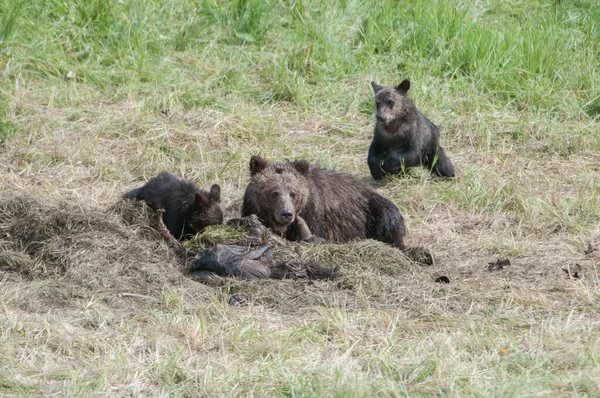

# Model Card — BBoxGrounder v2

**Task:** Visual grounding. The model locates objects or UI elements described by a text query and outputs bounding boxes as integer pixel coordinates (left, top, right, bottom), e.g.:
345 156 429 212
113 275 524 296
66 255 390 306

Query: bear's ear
371 81 384 93
209 184 221 202
396 79 410 93
293 159 311 175
249 155 268 176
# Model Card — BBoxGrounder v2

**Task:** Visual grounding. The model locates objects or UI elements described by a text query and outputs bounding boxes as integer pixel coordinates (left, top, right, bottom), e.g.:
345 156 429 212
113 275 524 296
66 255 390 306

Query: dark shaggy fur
241 155 408 249
124 171 223 240
368 79 455 180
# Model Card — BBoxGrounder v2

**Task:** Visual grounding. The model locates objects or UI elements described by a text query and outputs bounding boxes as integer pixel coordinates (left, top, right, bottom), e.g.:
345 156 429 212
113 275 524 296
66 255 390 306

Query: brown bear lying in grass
241 155 432 264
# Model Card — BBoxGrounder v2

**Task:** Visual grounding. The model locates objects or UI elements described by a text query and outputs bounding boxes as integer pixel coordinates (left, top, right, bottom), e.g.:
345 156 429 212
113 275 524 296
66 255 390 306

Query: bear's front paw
370 170 384 180
382 157 401 174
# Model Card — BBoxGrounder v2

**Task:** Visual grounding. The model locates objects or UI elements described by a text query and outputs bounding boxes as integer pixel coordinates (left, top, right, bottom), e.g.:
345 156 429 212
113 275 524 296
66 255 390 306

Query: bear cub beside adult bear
368 79 455 180
241 155 408 250
124 171 223 241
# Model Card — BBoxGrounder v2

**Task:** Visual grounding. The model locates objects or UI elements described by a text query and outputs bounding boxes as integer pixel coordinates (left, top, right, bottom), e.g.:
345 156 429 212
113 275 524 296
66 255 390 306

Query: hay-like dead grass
1 87 599 394
0 194 188 311
0 189 426 314
1 28 600 395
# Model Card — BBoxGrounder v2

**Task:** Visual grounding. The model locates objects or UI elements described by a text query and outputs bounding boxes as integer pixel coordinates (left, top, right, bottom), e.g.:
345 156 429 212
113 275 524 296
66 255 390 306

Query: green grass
1 0 600 396
3 0 600 119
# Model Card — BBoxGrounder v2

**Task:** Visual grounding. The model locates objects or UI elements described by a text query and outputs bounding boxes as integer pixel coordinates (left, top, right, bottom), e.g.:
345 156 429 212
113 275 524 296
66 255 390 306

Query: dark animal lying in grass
368 79 455 179
152 213 337 282
189 243 336 282
241 155 433 264
124 171 223 241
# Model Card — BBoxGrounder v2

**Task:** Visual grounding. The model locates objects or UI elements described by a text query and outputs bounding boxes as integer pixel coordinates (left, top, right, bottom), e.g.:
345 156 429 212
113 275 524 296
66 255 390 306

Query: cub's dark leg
382 150 422 175
367 141 385 181
428 147 455 178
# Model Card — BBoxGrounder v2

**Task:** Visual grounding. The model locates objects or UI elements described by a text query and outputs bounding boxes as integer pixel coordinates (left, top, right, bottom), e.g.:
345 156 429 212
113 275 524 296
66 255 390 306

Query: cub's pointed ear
371 81 384 93
249 155 268 175
396 79 410 93
196 191 210 206
209 184 221 202
293 159 311 175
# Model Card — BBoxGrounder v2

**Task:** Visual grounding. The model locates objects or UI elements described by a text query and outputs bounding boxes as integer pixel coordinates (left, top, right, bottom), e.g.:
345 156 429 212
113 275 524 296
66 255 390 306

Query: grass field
1 0 600 396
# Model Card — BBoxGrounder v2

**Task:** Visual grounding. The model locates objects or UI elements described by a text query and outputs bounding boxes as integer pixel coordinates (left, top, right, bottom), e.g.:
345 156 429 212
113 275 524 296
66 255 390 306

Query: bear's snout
278 209 294 224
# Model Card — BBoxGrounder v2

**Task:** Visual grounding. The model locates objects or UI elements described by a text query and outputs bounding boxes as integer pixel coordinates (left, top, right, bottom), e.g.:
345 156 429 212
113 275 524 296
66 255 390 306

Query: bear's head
246 155 310 233
371 79 414 126
185 184 223 235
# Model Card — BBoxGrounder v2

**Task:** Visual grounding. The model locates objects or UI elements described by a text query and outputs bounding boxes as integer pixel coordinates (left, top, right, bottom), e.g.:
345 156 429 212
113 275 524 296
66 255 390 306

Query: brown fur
368 79 455 179
241 155 407 249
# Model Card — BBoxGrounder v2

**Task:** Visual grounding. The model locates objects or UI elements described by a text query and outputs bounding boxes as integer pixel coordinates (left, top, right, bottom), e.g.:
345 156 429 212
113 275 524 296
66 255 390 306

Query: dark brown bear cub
124 171 223 241
241 155 408 249
368 79 455 180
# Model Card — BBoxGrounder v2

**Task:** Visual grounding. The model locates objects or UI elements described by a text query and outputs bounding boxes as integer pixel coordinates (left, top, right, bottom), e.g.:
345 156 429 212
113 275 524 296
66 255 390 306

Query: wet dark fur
242 155 407 249
368 79 455 180
124 171 223 240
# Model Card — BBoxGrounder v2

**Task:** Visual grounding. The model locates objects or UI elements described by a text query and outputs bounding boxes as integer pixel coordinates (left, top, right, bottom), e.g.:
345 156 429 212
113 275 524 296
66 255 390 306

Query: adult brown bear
241 155 415 252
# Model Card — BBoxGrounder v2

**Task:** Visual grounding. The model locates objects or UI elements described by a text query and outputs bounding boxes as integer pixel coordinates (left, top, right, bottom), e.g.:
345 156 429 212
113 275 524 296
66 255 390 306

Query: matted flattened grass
1 0 600 396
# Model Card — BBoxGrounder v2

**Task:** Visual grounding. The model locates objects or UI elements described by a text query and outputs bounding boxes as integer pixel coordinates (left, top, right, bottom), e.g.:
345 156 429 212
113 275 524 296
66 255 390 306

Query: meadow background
1 0 600 396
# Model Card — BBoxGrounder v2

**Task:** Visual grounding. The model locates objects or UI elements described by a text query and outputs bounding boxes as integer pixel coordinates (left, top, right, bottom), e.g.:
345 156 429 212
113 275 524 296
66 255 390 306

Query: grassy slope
1 0 600 396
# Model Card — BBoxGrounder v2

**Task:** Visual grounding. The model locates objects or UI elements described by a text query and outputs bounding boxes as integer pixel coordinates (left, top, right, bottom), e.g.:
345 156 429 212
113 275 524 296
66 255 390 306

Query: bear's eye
375 100 381 107
271 191 279 199
386 100 394 107
290 192 296 199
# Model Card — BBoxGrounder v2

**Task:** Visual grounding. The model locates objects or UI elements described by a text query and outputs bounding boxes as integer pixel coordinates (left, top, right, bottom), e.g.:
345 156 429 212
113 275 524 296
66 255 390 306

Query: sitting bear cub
368 79 455 180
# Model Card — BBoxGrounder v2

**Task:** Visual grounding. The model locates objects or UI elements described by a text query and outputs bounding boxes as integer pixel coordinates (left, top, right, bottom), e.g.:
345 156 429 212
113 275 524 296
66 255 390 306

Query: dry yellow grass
1 79 599 396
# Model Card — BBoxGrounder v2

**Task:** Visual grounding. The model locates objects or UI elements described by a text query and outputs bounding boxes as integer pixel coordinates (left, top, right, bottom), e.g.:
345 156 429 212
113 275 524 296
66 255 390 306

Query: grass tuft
0 0 24 43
